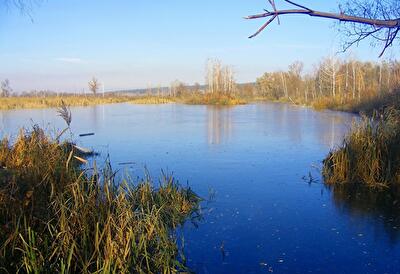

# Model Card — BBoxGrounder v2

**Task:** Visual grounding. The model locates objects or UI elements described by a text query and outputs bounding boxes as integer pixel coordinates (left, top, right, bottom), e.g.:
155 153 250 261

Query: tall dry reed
323 108 400 191
0 125 201 273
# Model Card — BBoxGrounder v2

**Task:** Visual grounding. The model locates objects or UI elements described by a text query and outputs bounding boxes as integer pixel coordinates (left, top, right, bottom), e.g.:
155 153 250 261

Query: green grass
323 108 400 191
0 125 201 273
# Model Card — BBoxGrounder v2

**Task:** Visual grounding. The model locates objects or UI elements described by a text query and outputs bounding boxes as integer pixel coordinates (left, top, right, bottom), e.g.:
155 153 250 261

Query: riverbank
261 91 400 115
310 92 400 115
0 95 134 110
3 90 399 114
0 93 246 110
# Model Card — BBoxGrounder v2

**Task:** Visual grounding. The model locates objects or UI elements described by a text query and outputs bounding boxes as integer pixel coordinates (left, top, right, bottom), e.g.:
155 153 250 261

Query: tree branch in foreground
246 0 400 56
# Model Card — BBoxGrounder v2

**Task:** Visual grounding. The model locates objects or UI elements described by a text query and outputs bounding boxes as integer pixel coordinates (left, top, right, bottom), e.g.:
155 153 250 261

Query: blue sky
0 0 396 92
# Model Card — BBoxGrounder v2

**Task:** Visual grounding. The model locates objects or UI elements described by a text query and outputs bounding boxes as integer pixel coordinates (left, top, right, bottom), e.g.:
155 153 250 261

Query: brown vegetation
323 108 400 190
0 125 201 273
0 95 134 110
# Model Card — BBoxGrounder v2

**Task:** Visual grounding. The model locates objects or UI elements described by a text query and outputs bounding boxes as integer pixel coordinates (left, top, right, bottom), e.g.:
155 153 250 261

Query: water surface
1 103 399 273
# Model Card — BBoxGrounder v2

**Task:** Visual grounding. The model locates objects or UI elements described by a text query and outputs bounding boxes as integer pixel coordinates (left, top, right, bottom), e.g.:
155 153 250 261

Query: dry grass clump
0 126 201 273
323 108 400 190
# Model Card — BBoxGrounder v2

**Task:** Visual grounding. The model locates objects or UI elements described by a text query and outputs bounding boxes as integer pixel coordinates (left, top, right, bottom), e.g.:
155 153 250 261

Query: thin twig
283 0 313 12
249 14 277 39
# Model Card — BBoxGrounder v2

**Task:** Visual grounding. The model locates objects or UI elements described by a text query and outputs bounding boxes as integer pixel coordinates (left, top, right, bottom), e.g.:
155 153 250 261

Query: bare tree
206 59 236 95
246 0 400 56
1 79 12 97
170 80 186 97
319 57 341 97
88 77 100 95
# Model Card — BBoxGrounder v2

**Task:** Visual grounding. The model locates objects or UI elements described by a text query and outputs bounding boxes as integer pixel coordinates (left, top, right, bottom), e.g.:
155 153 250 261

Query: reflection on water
207 107 232 145
89 105 108 129
330 184 400 244
0 102 399 273
204 103 355 149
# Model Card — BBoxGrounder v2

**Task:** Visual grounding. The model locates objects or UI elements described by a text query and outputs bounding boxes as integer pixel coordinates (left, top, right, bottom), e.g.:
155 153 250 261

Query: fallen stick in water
79 133 95 137
118 162 136 165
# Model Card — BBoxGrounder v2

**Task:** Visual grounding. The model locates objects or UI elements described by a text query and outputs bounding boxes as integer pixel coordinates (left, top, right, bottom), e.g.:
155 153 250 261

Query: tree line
255 57 400 104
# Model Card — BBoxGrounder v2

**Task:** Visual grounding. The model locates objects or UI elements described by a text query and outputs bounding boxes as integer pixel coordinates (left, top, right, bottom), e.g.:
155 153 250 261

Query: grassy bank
0 125 201 273
310 92 400 115
0 95 134 110
0 93 246 110
323 108 400 191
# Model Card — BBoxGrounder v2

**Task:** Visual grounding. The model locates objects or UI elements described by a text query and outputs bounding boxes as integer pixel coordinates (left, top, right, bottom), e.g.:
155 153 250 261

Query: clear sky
0 0 397 92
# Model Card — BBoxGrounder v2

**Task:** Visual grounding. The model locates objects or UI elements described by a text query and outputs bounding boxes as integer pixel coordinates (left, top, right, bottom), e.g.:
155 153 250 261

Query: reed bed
310 92 400 114
0 94 247 110
0 126 201 273
323 108 400 190
311 96 357 112
129 96 174 104
180 93 246 106
0 95 133 110
346 92 400 115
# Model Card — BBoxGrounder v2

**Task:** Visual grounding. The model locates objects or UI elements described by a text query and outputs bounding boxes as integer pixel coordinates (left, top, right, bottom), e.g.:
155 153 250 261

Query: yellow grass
128 96 174 104
0 95 133 110
179 93 247 106
0 94 248 110
0 126 201 272
323 108 400 190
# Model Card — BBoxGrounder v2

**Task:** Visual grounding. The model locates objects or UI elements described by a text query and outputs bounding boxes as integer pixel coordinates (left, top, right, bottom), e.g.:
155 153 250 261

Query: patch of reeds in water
0 126 201 273
129 96 174 104
181 93 246 106
323 108 400 191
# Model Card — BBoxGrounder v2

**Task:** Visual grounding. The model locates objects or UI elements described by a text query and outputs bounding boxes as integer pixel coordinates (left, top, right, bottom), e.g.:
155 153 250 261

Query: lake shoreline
1 101 398 273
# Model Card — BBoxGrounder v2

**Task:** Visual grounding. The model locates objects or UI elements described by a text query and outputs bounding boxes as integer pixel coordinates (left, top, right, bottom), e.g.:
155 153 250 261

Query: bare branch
249 14 278 39
268 0 280 24
245 9 400 29
379 27 399 57
340 27 383 53
246 0 400 56
283 0 313 12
